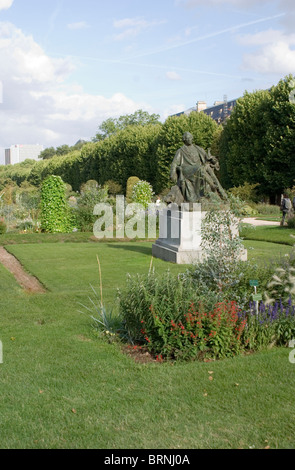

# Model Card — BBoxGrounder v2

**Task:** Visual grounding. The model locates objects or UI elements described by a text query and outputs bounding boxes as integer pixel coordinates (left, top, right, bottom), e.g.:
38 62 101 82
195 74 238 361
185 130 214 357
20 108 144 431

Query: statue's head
182 132 193 145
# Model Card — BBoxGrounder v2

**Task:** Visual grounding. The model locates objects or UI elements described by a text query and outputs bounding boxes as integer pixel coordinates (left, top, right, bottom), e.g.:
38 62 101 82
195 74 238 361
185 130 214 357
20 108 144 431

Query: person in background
280 194 292 226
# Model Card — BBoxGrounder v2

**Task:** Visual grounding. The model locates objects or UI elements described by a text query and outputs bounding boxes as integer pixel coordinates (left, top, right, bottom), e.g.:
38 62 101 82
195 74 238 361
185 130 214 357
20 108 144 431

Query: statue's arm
170 150 181 183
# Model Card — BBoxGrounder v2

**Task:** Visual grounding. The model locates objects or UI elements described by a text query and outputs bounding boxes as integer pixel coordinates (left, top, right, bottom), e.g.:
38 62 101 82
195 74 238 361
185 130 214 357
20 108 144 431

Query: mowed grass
0 238 295 449
241 224 295 246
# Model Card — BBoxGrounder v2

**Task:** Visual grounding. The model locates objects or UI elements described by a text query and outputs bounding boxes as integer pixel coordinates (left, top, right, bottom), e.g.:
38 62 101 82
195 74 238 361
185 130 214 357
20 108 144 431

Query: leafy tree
93 109 161 141
219 75 295 202
39 147 56 160
56 145 70 156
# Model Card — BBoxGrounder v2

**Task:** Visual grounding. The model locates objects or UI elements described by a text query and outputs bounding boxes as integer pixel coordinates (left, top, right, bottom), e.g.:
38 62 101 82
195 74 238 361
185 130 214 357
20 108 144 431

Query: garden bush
228 182 260 203
240 298 295 350
75 183 108 232
126 176 140 203
287 216 295 228
0 217 6 234
105 180 123 196
131 180 154 209
118 269 295 361
41 175 75 233
255 203 280 216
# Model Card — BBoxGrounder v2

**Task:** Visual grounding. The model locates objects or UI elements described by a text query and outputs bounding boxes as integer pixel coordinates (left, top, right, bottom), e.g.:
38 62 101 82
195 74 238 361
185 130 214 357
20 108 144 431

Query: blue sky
0 0 294 164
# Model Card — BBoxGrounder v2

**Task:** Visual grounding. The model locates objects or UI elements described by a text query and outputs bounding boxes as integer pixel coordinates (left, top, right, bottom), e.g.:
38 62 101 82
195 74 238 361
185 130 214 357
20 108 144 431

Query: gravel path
242 217 280 226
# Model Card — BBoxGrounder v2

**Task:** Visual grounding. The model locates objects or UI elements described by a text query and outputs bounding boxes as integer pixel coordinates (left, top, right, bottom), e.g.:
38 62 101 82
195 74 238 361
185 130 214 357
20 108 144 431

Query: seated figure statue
170 131 227 203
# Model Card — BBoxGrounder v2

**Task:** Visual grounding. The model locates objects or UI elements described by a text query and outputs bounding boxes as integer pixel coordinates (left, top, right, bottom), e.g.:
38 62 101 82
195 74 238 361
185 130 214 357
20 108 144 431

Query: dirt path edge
0 247 47 294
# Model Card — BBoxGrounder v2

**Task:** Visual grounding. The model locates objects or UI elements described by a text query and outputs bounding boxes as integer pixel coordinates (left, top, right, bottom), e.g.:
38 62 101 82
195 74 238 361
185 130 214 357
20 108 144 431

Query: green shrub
287 216 295 228
0 218 6 234
118 269 221 359
118 269 251 360
41 175 75 233
80 180 99 194
131 180 154 209
118 267 295 361
126 176 140 203
241 204 258 216
255 203 280 215
75 184 108 232
228 182 260 203
105 180 123 196
240 299 295 350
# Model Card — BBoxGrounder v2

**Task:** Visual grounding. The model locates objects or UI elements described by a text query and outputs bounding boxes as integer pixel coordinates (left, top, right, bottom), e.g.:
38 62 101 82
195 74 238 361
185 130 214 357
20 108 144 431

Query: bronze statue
169 132 227 203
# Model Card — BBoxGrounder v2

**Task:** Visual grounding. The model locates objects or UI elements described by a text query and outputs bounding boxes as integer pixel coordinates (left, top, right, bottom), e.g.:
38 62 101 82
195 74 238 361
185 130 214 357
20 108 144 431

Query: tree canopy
93 109 161 141
218 75 295 201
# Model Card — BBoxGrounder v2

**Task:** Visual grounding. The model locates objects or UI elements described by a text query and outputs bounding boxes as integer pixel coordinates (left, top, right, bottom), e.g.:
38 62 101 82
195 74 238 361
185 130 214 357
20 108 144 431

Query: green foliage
39 147 56 160
75 182 108 232
228 182 260 203
93 109 161 141
105 180 123 196
155 111 219 193
78 258 123 340
131 180 154 209
118 269 218 354
126 176 140 203
0 217 6 234
265 264 295 304
40 175 75 233
287 216 295 228
118 268 284 360
98 124 162 191
219 75 295 199
80 179 99 193
255 203 280 216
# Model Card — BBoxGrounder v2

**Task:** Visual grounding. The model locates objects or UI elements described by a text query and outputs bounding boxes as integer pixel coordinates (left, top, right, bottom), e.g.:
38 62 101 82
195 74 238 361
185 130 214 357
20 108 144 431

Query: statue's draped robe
170 144 208 203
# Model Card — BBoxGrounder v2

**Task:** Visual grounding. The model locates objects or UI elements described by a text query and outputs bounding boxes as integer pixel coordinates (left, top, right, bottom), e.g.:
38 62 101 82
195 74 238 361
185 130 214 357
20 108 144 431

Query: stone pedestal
152 207 247 265
152 208 204 264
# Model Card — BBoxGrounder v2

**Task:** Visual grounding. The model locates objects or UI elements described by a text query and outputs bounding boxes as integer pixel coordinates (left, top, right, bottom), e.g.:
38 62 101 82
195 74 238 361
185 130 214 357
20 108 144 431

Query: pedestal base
152 207 247 265
152 241 204 264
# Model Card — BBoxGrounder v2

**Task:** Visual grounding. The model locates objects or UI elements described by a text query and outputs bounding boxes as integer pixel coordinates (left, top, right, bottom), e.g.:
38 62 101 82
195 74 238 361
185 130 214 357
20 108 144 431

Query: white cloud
67 21 90 30
239 29 295 74
162 104 186 120
0 0 13 10
166 71 182 81
113 17 166 41
0 21 147 155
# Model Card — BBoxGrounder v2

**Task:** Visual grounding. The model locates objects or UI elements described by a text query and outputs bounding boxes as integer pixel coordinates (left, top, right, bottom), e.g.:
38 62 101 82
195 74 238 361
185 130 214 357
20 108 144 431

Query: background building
5 144 44 165
174 95 237 123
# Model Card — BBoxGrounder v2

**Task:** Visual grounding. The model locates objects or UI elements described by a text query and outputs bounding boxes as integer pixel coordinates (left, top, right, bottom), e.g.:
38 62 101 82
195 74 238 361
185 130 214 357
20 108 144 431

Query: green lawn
241 224 295 246
0 237 295 449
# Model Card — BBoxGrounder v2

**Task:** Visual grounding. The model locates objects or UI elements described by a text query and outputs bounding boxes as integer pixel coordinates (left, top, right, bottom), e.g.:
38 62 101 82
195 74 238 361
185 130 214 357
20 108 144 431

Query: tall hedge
0 113 219 194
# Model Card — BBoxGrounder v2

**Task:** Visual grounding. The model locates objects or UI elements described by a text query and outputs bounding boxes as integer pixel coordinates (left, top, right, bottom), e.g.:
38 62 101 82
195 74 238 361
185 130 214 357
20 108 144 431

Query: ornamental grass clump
79 257 123 341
